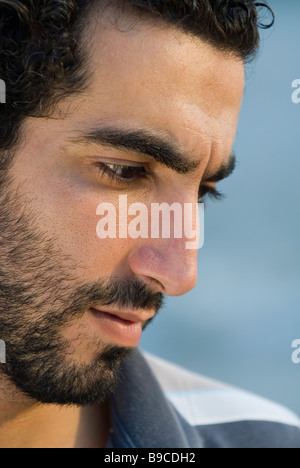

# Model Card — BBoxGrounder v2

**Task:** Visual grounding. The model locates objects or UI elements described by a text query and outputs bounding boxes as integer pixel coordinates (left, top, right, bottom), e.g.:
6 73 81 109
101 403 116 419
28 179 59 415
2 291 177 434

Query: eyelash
96 162 224 203
198 186 225 203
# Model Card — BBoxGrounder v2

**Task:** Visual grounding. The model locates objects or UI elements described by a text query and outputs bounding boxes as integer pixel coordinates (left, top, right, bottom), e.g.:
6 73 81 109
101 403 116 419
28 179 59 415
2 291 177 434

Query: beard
0 165 164 406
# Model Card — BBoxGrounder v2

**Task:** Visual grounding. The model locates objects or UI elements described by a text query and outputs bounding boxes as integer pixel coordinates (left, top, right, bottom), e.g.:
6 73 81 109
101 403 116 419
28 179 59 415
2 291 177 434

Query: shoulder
143 351 300 448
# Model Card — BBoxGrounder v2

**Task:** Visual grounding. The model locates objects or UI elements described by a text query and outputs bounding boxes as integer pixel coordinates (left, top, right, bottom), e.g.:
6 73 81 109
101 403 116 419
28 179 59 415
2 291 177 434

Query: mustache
62 277 165 324
85 277 165 312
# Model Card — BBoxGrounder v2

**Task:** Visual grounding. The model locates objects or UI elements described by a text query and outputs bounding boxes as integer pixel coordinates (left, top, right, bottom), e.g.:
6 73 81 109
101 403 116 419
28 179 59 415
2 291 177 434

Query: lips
89 307 155 347
90 306 155 324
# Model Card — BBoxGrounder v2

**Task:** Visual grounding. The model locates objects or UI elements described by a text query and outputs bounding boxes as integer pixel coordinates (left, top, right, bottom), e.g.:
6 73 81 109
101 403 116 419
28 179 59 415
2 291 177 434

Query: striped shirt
107 349 300 448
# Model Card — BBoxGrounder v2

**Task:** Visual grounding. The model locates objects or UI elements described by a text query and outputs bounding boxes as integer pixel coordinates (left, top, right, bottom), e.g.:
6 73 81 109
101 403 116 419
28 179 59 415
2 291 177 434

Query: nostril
139 275 165 293
148 277 165 292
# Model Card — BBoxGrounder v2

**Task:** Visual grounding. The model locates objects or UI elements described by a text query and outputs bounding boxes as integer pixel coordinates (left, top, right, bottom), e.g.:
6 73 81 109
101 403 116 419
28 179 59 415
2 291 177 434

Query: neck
0 374 110 448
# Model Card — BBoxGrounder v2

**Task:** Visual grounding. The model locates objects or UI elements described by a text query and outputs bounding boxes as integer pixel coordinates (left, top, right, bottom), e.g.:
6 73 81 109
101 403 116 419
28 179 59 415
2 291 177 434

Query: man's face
0 11 244 405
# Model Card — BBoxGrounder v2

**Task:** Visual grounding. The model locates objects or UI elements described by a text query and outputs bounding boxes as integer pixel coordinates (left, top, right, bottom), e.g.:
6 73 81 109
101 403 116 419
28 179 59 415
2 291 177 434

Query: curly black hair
0 0 274 159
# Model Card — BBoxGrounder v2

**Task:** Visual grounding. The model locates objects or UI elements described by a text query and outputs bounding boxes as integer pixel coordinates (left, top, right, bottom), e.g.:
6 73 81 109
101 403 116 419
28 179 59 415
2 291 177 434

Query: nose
128 239 198 296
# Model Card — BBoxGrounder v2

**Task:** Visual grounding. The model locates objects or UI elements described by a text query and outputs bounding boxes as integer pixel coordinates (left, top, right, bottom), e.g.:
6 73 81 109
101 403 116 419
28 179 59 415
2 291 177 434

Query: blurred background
140 0 300 416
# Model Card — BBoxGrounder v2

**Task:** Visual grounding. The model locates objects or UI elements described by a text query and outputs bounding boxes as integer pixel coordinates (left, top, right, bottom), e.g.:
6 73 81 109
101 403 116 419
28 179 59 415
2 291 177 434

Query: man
0 0 299 448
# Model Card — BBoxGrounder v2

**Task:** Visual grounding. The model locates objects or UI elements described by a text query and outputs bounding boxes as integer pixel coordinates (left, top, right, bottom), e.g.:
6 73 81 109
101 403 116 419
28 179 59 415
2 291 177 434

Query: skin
0 10 244 448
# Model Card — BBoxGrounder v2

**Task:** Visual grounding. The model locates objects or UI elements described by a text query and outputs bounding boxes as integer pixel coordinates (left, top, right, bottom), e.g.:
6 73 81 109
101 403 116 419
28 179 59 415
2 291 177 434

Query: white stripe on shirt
167 388 300 428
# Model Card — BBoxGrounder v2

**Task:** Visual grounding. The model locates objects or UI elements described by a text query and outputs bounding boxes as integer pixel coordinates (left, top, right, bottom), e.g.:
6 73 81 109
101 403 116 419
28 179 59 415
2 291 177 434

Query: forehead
88 12 244 108
75 10 245 169
19 10 245 179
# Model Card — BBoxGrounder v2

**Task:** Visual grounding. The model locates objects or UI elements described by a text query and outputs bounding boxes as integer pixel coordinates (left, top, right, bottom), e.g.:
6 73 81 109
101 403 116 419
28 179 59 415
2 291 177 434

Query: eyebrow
204 152 237 183
68 127 236 182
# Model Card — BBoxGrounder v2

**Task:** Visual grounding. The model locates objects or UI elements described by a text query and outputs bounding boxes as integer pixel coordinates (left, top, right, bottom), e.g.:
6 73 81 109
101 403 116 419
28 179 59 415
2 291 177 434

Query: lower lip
89 308 143 347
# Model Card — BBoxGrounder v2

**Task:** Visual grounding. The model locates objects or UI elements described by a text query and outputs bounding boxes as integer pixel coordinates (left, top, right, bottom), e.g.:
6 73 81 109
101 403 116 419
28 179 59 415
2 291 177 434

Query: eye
198 185 225 203
96 162 148 185
96 162 225 202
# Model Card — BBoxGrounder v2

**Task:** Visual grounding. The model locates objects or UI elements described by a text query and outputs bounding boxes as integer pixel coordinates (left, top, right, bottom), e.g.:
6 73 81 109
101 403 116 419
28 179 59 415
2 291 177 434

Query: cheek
12 164 131 278
57 198 131 277
44 190 132 277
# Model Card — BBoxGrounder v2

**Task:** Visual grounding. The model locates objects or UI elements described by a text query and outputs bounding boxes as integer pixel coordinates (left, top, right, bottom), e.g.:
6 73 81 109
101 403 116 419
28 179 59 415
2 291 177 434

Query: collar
108 348 201 448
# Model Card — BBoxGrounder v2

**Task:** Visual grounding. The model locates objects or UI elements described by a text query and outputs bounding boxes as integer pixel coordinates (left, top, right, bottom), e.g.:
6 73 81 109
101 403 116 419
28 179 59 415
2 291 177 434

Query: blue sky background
140 0 300 416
